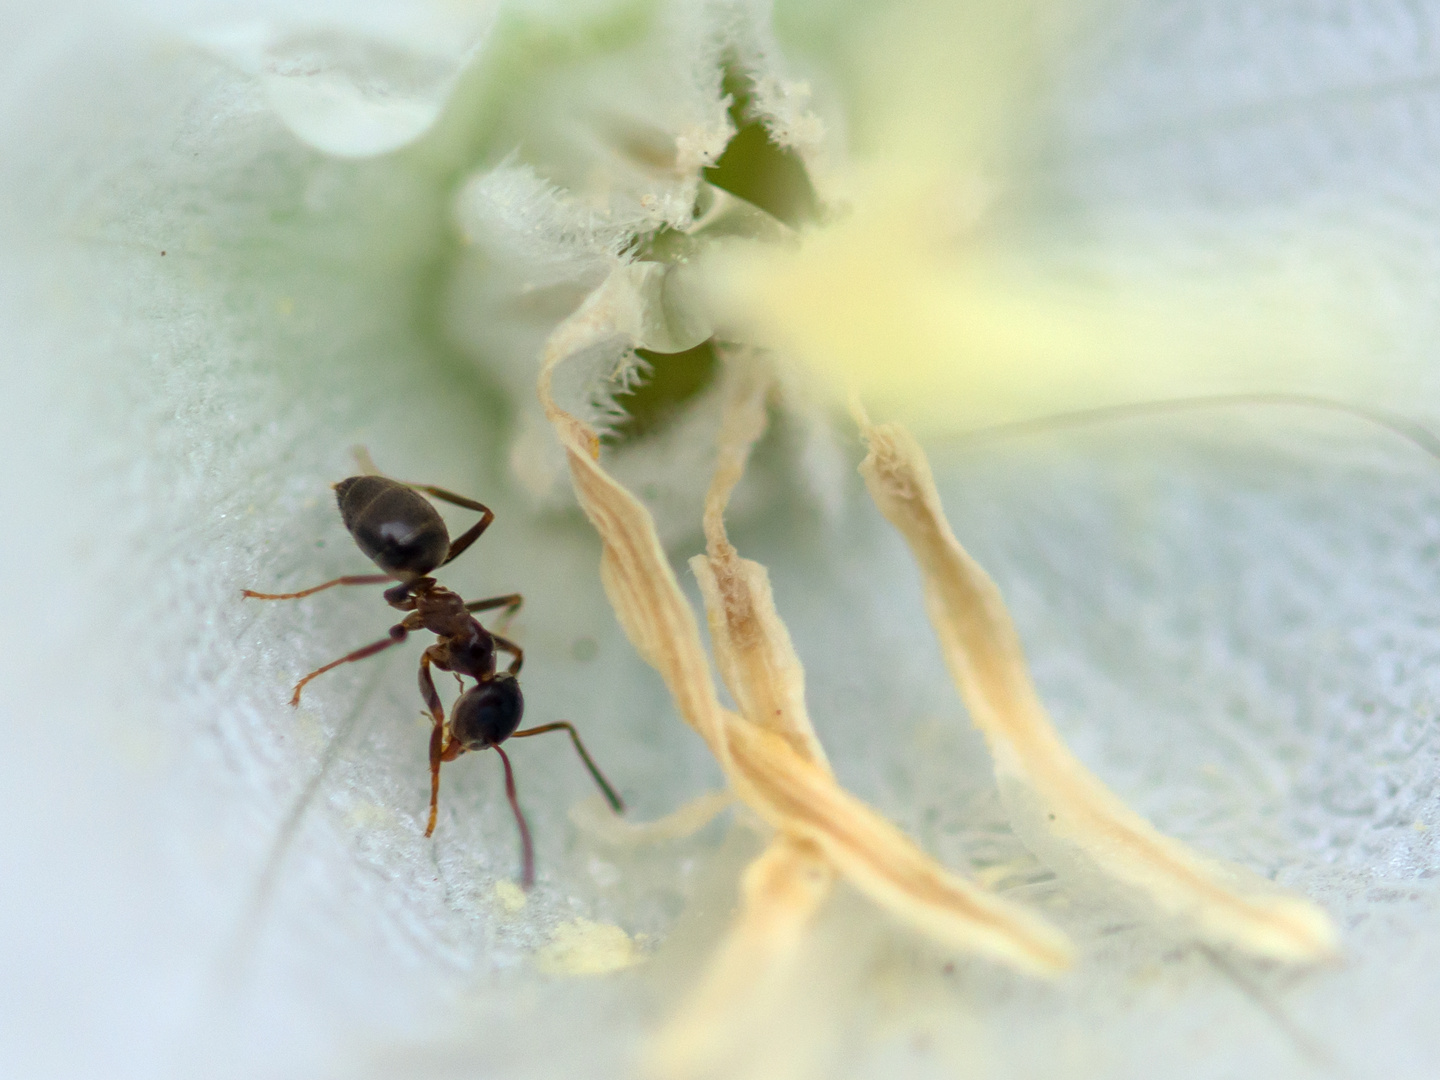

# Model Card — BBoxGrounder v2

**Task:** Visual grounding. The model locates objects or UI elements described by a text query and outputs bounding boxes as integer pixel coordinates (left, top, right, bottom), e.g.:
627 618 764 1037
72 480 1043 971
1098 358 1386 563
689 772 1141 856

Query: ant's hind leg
407 485 494 568
244 574 390 601
412 484 490 514
465 593 522 615
289 620 412 706
465 593 522 631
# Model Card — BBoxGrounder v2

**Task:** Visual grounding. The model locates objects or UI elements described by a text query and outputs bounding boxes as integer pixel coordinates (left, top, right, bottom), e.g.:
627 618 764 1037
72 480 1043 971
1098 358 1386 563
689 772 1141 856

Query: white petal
192 5 499 156
3 3 1440 1079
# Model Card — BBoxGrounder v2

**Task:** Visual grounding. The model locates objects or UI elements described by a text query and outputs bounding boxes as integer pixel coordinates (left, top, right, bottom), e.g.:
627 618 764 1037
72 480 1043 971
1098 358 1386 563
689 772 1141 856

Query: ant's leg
405 484 495 568
243 574 390 601
424 710 449 839
511 722 624 813
419 650 460 838
465 593 522 632
491 633 523 676
464 593 523 616
382 583 421 612
417 649 447 727
411 484 490 514
289 619 414 706
493 745 535 889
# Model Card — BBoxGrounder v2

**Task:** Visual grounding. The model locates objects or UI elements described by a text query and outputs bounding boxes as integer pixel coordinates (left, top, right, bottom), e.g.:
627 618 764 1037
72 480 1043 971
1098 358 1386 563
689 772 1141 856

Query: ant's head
450 673 524 750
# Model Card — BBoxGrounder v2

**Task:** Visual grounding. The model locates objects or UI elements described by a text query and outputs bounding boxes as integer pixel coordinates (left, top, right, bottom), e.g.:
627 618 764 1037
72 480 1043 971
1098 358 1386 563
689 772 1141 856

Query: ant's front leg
419 649 465 838
418 648 448 727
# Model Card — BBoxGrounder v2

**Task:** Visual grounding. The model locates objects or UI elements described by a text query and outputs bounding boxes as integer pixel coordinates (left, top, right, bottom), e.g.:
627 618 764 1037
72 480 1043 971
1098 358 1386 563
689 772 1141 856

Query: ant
244 470 624 888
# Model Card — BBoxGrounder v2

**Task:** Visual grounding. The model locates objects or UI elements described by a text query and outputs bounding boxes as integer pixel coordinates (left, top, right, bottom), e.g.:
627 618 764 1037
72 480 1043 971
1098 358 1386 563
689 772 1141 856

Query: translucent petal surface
192 2 499 156
2 3 1439 1080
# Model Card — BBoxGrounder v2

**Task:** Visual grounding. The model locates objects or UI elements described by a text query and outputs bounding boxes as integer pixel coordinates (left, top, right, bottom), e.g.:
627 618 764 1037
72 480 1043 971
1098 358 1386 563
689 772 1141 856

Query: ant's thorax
384 578 497 680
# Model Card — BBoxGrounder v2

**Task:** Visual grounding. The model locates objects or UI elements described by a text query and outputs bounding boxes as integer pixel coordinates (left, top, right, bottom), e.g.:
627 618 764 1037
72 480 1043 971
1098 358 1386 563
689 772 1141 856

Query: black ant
244 472 624 887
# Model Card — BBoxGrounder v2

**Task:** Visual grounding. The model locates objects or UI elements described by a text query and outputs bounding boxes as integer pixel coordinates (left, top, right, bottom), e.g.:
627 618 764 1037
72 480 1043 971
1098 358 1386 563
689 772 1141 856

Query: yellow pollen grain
536 919 642 975
493 879 527 915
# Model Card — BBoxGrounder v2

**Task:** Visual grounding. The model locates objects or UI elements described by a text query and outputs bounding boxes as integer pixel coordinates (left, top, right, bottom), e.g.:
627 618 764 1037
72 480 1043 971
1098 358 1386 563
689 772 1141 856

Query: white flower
2 2 1438 1079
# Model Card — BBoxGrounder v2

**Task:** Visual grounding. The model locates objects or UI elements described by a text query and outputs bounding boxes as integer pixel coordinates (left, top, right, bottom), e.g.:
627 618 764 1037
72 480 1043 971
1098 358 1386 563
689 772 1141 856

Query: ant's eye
451 675 524 750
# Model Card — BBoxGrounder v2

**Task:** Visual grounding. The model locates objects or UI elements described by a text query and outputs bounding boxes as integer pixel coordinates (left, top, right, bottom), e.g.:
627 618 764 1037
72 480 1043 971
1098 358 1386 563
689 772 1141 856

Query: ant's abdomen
335 475 450 582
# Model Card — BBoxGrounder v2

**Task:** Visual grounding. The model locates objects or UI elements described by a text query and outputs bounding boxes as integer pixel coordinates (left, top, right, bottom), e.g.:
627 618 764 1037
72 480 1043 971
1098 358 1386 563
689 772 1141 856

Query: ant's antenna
494 745 535 889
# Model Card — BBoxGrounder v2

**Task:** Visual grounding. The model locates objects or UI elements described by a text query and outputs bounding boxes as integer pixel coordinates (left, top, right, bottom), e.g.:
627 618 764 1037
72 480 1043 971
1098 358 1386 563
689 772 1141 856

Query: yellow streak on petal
695 0 1390 441
701 201 1384 439
856 412 1338 962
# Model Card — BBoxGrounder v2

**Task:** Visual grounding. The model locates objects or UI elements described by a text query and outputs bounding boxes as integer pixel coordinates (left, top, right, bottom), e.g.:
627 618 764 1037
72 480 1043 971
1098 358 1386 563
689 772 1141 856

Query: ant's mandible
243 471 624 888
